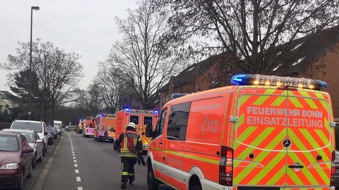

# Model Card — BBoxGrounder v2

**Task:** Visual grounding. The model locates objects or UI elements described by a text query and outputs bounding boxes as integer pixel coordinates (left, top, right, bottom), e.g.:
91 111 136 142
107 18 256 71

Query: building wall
158 46 339 119
158 59 221 109
299 45 339 118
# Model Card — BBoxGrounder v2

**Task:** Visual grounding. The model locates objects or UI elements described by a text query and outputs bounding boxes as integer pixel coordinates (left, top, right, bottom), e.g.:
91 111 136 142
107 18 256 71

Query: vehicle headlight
0 163 19 169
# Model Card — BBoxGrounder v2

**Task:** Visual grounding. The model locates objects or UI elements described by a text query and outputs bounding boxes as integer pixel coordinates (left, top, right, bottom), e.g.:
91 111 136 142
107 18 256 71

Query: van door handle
159 142 162 145
288 164 304 169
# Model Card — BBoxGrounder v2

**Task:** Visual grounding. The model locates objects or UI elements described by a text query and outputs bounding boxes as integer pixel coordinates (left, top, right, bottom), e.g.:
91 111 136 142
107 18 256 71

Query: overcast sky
0 0 138 93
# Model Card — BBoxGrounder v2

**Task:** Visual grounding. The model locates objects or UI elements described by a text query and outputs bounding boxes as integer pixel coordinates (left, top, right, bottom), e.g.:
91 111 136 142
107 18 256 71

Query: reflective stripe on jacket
120 131 139 158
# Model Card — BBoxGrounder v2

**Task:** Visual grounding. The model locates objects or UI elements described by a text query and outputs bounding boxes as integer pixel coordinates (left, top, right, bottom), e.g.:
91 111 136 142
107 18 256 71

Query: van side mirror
145 124 154 138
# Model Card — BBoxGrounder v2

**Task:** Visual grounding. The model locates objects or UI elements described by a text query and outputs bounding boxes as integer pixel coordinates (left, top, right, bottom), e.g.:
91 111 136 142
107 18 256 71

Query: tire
27 164 32 178
32 156 36 168
147 161 159 190
17 171 24 190
38 154 43 162
191 185 202 190
113 143 117 150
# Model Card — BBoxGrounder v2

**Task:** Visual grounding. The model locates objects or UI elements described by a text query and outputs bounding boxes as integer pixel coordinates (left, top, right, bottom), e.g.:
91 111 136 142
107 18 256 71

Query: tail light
331 151 336 186
219 146 233 186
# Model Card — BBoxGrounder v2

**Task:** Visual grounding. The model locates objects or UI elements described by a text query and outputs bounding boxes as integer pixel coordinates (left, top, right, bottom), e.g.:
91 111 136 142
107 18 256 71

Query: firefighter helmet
127 122 136 129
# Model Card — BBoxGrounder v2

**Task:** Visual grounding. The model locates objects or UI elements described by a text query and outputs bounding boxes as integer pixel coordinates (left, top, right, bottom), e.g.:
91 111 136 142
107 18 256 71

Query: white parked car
1 128 44 168
10 120 49 155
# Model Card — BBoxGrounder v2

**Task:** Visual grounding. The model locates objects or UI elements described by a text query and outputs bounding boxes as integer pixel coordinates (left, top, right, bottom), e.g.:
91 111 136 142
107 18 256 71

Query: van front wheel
191 185 202 190
147 162 159 190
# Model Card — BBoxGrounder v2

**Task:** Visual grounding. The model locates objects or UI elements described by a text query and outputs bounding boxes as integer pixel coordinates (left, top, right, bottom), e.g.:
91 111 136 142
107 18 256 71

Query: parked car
0 131 34 190
65 126 75 132
46 126 54 145
54 125 62 135
10 120 49 155
50 126 58 139
2 129 44 168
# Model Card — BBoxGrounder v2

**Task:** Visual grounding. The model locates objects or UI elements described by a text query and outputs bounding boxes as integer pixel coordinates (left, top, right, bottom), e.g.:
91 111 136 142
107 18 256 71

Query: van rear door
232 86 333 189
284 89 333 189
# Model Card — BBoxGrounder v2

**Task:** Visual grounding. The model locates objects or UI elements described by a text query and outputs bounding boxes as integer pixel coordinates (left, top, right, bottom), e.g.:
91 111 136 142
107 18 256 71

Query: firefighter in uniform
115 122 142 189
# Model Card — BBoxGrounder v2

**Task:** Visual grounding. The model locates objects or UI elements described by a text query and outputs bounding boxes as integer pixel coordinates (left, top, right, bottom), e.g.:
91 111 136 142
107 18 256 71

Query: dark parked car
50 126 58 139
0 131 34 190
46 126 54 145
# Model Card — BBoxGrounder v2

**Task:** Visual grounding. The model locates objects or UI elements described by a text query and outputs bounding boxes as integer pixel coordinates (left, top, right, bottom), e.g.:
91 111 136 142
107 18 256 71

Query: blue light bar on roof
231 74 327 90
171 93 187 99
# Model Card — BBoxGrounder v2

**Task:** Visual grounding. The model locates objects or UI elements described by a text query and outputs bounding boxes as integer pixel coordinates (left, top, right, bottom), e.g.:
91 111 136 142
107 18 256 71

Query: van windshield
11 122 42 133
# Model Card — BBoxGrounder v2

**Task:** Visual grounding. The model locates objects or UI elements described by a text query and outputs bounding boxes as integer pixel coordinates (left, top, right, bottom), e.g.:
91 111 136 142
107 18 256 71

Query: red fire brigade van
146 74 336 190
113 108 158 152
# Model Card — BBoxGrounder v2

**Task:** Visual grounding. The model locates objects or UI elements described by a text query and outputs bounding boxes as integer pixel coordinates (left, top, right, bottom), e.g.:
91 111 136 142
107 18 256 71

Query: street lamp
29 6 39 120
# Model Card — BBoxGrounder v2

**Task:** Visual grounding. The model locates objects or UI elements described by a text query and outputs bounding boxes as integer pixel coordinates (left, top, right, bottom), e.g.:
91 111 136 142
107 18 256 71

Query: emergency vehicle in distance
146 74 336 190
77 119 84 134
83 117 95 137
94 113 116 142
113 108 158 152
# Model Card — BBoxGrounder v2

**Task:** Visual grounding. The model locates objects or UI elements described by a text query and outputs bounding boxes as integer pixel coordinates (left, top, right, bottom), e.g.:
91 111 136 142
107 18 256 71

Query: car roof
2 128 36 134
13 119 43 124
0 131 20 137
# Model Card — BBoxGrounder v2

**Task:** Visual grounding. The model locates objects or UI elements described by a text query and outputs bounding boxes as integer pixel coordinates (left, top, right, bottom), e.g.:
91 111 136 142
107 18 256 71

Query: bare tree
94 63 135 113
86 82 103 116
1 39 83 122
152 0 339 75
107 0 186 109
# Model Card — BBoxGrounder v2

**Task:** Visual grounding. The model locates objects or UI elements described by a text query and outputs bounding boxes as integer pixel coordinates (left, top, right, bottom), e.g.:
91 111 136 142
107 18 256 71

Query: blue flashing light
315 80 328 89
171 93 187 99
153 110 159 114
231 74 252 85
124 108 131 112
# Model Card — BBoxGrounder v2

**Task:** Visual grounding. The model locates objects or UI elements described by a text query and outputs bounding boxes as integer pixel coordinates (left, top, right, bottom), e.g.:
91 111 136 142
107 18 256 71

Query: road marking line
74 164 78 167
76 176 81 182
75 169 79 173
73 154 75 156
74 160 77 163
73 157 76 159
77 187 83 190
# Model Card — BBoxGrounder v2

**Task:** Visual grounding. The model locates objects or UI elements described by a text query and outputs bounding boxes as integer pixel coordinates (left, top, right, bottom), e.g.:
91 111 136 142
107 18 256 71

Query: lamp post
29 6 39 120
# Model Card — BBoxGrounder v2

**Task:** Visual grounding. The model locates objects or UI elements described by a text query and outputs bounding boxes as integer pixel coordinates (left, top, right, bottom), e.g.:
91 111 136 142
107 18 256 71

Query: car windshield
22 133 34 143
11 122 42 133
0 135 18 152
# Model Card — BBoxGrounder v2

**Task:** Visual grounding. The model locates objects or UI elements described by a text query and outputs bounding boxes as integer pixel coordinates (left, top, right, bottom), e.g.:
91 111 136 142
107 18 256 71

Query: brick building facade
152 26 339 118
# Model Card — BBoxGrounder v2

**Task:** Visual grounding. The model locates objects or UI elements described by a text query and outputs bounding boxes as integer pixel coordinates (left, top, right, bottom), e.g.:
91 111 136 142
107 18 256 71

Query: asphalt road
24 131 174 190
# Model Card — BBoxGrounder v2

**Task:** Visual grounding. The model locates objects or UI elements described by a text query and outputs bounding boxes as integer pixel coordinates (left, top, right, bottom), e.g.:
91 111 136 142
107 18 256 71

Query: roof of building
272 25 339 75
0 91 19 101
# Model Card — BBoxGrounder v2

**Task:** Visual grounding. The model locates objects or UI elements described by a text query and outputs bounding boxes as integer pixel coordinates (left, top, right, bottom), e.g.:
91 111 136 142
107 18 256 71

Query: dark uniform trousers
121 157 137 182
